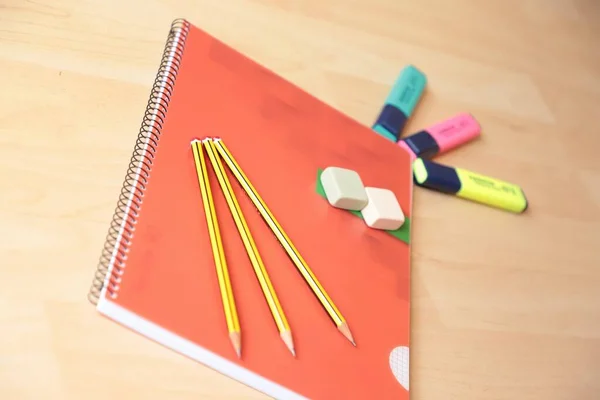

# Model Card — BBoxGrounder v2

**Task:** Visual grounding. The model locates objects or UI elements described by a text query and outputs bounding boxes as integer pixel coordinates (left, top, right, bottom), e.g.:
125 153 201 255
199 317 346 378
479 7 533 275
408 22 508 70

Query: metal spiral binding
87 19 190 305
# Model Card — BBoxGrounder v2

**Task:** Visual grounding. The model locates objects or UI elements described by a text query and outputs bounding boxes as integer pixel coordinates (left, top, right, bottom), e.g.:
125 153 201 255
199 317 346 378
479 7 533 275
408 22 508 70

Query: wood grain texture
1 0 599 399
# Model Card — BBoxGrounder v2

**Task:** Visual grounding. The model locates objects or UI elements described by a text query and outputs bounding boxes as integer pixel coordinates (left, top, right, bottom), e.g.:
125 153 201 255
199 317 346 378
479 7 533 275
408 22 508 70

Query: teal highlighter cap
388 65 427 117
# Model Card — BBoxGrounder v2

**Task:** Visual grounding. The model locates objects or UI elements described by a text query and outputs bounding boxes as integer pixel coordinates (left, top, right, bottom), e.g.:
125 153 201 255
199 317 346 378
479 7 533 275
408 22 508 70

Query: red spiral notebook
88 19 413 400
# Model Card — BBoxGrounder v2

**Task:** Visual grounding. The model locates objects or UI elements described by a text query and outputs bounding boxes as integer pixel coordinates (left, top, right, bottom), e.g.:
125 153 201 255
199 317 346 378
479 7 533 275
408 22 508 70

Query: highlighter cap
401 131 440 159
413 158 461 194
398 140 417 160
373 104 408 141
427 113 480 153
387 65 427 117
372 124 397 142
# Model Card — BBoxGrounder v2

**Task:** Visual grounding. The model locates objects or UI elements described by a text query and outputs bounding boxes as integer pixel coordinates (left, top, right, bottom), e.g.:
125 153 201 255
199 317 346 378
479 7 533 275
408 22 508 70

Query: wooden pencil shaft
202 139 290 333
212 138 345 327
191 140 240 334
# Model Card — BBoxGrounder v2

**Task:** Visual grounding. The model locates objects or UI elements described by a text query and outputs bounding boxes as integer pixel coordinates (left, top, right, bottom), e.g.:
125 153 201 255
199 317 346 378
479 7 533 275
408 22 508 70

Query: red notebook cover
88 19 412 400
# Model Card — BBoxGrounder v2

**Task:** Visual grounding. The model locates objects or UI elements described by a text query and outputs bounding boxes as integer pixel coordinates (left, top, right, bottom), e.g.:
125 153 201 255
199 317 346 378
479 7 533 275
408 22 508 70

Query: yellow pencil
191 139 242 358
203 139 296 356
212 138 356 346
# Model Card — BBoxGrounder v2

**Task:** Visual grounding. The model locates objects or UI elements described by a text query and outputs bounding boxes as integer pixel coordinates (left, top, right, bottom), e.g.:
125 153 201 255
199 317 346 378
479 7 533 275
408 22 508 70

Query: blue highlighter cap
373 104 407 141
413 158 461 194
402 130 440 159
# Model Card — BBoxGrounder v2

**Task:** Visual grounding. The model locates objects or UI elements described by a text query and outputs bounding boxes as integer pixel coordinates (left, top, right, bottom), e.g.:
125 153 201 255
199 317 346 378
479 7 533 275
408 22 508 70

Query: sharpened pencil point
280 330 296 357
229 332 242 358
338 322 356 346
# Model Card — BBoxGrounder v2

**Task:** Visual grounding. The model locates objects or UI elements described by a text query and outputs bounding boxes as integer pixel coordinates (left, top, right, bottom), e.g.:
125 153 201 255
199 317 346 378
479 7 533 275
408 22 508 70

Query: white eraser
361 187 405 230
320 167 368 211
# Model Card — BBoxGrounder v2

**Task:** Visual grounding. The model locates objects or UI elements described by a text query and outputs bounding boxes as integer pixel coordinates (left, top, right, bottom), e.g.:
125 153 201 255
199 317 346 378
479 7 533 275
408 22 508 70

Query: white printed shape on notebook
320 167 368 211
389 346 409 391
361 187 405 230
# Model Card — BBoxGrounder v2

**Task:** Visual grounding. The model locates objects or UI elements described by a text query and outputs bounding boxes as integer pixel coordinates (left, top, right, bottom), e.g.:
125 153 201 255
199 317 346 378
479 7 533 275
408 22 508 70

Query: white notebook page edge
97 297 307 400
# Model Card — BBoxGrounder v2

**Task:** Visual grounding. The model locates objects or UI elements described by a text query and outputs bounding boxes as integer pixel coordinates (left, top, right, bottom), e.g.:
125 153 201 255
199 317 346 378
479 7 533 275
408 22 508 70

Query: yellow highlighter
413 158 528 213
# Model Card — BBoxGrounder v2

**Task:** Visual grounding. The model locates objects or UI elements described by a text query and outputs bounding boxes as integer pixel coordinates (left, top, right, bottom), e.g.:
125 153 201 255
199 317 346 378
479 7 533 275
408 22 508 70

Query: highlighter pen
413 158 528 213
372 65 427 141
398 113 481 160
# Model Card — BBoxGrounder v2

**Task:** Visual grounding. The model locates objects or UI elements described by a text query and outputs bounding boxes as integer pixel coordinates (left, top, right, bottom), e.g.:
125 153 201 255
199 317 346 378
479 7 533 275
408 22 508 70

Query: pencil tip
229 332 241 359
280 330 296 357
338 322 356 347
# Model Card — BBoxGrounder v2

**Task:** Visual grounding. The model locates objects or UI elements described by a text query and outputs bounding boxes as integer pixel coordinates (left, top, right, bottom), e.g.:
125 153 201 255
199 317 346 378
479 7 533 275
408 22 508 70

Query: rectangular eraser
399 113 480 159
361 187 405 230
320 166 368 211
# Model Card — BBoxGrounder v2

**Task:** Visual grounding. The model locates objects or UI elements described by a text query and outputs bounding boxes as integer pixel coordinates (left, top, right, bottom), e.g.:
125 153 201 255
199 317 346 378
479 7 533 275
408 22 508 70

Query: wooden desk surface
2 1 600 399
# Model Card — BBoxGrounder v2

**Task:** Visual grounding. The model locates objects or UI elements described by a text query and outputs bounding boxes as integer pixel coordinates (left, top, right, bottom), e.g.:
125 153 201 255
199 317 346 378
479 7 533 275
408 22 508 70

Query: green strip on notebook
315 169 411 244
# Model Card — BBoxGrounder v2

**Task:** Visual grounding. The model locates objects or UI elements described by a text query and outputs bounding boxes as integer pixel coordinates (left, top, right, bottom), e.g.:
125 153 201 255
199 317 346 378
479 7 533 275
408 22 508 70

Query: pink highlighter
398 113 481 160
